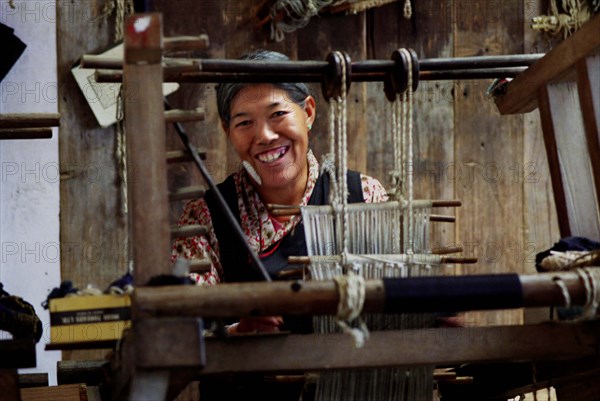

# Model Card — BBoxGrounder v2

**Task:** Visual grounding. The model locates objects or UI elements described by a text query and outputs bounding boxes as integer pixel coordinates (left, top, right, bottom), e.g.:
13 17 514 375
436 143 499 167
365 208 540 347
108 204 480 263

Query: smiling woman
170 48 388 401
224 84 314 205
171 48 387 318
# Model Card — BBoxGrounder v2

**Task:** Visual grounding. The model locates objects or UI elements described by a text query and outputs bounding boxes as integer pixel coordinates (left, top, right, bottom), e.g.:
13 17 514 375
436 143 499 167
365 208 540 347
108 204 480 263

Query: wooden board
453 0 525 326
367 0 456 253
521 0 560 325
56 5 128 299
20 384 87 401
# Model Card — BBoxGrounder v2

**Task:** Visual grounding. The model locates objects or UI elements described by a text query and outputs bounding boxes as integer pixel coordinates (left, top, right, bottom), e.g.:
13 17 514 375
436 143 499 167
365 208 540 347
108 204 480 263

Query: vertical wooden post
123 13 171 286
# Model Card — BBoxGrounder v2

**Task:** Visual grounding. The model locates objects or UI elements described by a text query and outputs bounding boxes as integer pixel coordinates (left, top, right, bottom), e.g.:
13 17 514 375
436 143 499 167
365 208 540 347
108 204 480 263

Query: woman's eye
272 110 287 118
235 120 251 128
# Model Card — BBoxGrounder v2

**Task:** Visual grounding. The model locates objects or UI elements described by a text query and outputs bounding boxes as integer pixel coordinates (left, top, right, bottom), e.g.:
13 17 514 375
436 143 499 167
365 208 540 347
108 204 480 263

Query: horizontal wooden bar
431 246 463 255
0 128 53 140
164 108 205 123
170 224 208 240
18 373 49 388
495 13 600 114
0 113 60 129
86 55 539 72
287 254 476 265
189 259 212 274
164 34 210 51
168 186 205 202
430 214 455 223
96 67 528 84
135 321 600 374
166 148 207 163
57 360 107 386
133 272 590 319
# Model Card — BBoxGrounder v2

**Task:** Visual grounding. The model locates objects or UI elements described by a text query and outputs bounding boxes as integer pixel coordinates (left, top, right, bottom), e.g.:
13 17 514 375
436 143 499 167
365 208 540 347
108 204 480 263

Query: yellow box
49 294 131 344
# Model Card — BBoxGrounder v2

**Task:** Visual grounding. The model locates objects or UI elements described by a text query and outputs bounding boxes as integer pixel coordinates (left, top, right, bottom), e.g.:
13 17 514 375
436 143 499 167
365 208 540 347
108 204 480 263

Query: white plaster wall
0 0 61 385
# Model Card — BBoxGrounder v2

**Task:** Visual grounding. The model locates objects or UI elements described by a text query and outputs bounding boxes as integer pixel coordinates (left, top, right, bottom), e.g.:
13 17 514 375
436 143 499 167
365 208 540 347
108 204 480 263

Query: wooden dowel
166 148 207 163
287 255 476 265
189 259 212 274
94 67 528 84
268 206 455 223
0 113 60 129
164 108 205 123
431 246 463 255
429 214 455 223
80 55 122 69
431 200 461 207
168 186 205 202
0 128 53 140
170 224 208 240
164 34 210 51
132 271 590 318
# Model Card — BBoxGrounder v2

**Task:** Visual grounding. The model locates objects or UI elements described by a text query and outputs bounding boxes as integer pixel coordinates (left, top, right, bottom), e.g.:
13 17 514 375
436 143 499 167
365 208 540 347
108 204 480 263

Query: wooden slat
538 85 571 236
164 34 210 51
0 113 60 128
18 374 49 388
168 186 205 202
20 384 87 401
454 0 525 327
0 128 53 140
57 360 108 386
166 148 207 163
164 108 205 123
170 224 208 239
495 13 600 115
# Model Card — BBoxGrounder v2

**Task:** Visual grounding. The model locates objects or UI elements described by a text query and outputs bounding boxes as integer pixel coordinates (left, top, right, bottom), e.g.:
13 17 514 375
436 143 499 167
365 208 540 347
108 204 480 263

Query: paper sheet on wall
72 44 179 128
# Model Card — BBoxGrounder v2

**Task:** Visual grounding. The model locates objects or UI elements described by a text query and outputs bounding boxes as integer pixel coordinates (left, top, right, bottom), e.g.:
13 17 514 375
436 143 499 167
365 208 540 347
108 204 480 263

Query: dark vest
204 170 365 283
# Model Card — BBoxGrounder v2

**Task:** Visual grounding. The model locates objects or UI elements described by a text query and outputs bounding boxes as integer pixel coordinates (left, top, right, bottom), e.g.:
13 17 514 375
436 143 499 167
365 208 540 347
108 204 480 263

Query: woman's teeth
257 147 287 163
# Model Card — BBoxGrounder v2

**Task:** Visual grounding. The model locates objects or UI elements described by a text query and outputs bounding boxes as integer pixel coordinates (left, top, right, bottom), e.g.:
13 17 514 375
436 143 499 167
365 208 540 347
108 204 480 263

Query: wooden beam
133 272 590 319
495 13 600 115
123 13 171 286
134 321 600 374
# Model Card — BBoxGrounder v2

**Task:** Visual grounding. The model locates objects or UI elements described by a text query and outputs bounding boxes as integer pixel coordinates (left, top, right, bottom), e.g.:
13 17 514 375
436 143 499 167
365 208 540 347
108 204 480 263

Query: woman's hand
227 316 284 334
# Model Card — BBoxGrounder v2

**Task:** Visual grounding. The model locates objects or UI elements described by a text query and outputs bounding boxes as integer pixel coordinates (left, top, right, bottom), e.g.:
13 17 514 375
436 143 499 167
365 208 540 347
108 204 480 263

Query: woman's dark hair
216 49 311 126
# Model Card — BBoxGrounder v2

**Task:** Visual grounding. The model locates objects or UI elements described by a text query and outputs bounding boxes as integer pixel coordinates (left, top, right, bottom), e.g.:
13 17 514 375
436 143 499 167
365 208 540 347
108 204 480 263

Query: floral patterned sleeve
360 174 389 203
171 199 223 285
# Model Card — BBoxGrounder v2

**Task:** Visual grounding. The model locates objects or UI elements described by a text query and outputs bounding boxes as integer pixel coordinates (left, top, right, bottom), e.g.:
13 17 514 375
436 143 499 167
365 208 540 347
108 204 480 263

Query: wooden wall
57 0 560 341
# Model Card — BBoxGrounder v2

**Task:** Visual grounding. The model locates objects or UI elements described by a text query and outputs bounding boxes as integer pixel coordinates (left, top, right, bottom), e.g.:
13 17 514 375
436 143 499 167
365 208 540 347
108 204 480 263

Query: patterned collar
232 150 320 252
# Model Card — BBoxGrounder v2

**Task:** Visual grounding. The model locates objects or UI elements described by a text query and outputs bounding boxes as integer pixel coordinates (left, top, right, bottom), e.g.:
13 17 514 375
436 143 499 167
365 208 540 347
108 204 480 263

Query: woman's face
224 84 315 192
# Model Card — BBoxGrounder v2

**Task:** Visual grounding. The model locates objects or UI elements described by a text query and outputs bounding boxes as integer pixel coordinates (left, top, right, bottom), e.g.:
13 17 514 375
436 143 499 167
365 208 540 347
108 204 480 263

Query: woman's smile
255 145 290 164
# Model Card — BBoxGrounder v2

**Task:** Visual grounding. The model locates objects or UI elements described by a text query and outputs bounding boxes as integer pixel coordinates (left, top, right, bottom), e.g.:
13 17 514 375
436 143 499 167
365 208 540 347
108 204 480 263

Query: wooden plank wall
57 1 128 361
57 0 559 343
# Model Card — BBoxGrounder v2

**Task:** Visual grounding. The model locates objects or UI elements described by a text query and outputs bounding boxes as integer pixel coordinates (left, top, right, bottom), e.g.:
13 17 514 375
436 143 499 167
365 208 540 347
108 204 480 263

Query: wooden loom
95 12 600 401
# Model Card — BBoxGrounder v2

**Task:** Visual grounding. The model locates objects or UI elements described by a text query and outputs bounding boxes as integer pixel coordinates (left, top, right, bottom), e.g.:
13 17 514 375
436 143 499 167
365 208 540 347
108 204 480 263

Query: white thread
242 160 263 186
333 269 369 348
574 267 600 320
552 277 572 308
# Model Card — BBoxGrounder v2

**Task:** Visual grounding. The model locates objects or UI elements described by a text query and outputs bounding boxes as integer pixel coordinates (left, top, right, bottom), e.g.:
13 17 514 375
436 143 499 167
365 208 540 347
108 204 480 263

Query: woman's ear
221 120 230 135
304 95 316 126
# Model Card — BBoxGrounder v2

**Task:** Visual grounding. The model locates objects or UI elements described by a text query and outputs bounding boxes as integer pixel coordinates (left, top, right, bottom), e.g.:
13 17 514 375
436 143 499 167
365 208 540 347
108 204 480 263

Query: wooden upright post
123 13 171 286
